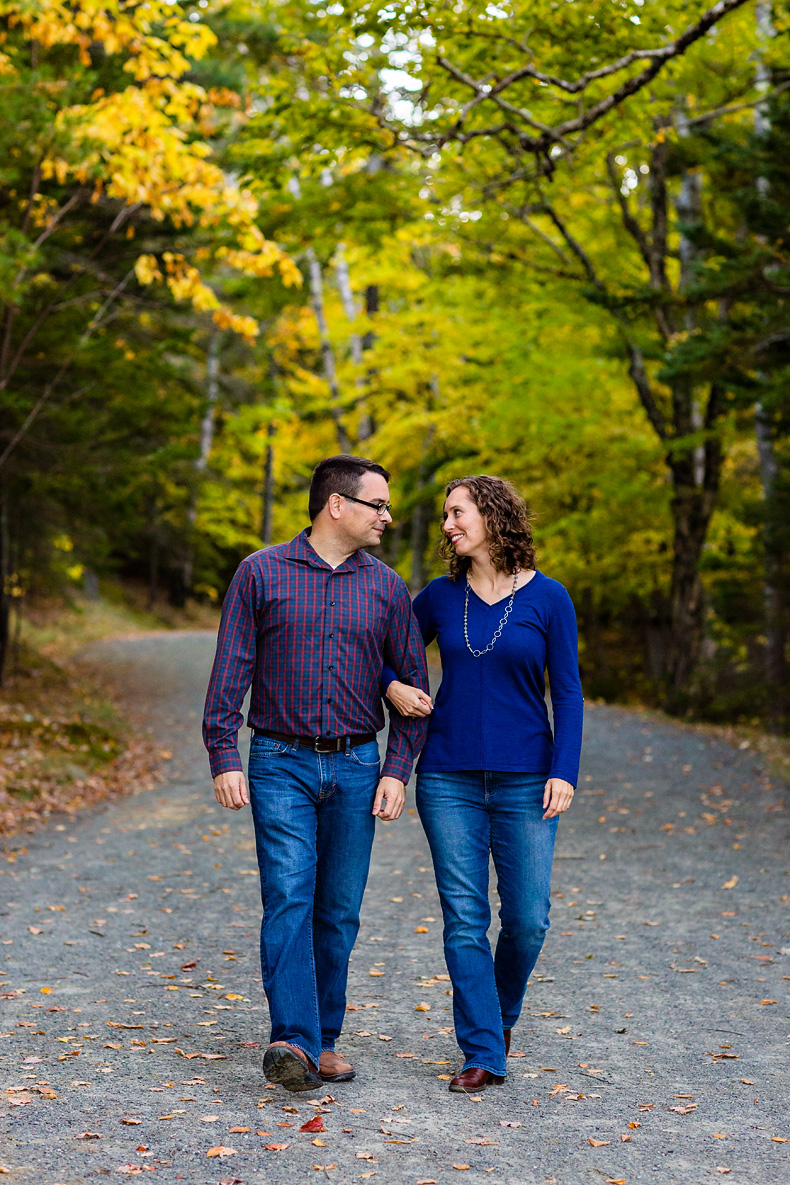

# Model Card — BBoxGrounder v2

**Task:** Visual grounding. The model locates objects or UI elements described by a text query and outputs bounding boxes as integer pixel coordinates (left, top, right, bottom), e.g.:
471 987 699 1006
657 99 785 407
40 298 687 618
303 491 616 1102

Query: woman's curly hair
438 475 536 579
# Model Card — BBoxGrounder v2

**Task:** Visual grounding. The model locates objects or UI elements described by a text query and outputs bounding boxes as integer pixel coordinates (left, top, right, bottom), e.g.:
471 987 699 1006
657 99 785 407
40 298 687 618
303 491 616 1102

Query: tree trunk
306 247 350 452
182 329 221 598
755 400 787 729
261 422 275 546
410 423 436 594
753 5 787 730
0 490 9 687
663 425 721 710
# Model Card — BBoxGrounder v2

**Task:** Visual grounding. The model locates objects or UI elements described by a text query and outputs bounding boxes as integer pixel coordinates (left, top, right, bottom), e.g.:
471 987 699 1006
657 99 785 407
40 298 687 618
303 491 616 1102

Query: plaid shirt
203 529 428 783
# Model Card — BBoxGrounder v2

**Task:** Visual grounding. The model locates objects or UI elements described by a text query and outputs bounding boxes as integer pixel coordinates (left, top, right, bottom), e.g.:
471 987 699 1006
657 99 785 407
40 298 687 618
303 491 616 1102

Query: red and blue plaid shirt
203 529 429 783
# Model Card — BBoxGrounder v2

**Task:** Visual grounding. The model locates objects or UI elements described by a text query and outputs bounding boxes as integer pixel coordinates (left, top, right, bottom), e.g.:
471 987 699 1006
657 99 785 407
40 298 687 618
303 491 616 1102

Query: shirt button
330 600 335 606
327 697 332 704
326 730 333 735
328 632 334 638
328 665 334 670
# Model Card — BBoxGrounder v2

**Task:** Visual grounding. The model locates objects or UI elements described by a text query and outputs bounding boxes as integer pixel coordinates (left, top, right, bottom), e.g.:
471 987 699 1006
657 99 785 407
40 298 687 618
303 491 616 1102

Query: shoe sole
263 1047 323 1093
319 1070 356 1082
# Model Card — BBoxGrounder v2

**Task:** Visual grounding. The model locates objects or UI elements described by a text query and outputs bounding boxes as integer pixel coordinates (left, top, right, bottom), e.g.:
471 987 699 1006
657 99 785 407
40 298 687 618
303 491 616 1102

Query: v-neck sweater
384 571 583 786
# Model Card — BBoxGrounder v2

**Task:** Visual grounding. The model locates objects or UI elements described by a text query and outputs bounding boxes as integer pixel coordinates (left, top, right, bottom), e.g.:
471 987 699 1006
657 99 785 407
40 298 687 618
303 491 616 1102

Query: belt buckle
313 736 323 752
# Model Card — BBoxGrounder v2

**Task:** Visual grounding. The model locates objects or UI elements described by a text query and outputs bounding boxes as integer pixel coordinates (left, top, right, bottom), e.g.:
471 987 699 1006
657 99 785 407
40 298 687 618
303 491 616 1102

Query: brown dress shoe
319 1050 356 1082
263 1042 322 1092
449 1066 505 1093
504 1029 512 1057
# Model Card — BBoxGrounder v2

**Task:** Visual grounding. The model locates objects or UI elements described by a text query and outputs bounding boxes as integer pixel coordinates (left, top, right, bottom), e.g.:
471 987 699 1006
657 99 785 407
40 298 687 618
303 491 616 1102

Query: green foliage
2 0 789 725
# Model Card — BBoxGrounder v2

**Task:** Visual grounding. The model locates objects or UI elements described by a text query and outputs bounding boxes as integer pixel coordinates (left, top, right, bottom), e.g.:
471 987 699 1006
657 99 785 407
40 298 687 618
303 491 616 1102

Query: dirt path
0 632 787 1184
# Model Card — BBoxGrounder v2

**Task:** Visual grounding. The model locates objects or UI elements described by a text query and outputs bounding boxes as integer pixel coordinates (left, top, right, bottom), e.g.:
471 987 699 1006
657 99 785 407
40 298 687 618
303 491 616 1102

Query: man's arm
202 560 260 809
379 579 430 789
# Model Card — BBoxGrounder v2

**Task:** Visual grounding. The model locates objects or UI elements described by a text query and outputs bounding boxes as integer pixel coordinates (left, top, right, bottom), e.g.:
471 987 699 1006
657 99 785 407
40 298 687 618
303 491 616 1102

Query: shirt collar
284 527 376 572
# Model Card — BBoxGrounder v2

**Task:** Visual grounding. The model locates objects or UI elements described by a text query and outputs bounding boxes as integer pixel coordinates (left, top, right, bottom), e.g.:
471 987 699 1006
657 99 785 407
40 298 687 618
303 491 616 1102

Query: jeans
248 734 380 1068
416 770 557 1077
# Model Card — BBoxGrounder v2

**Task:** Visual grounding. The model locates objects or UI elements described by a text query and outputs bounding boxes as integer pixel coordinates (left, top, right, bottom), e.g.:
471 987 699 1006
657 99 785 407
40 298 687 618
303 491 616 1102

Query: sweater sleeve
381 582 436 697
545 584 584 787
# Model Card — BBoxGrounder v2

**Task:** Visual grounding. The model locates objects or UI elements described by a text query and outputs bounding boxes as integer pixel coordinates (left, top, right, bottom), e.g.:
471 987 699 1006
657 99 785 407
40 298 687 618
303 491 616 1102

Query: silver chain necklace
463 569 520 657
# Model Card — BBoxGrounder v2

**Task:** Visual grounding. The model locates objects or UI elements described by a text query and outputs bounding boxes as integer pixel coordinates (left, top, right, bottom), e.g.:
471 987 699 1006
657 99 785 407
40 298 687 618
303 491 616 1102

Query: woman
385 476 583 1092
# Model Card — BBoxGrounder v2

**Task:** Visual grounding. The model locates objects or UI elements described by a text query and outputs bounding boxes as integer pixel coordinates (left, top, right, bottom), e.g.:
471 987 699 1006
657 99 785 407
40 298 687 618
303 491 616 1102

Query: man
203 455 428 1092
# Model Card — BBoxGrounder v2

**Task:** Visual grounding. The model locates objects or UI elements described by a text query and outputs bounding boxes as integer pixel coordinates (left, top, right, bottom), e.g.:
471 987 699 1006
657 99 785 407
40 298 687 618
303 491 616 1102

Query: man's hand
386 681 433 718
373 776 406 821
214 770 249 811
542 777 574 820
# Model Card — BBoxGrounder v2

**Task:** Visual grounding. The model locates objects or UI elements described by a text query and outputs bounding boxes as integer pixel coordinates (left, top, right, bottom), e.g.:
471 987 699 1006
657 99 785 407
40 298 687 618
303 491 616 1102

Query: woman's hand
386 680 433 718
543 778 574 820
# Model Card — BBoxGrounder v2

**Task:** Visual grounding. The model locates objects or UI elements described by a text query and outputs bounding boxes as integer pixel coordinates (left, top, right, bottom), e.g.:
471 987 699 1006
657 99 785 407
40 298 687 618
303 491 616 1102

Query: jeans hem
462 1060 508 1078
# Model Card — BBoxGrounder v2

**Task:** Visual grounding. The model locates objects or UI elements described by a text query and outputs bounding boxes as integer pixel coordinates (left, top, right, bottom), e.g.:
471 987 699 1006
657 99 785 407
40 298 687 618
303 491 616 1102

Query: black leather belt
252 727 377 754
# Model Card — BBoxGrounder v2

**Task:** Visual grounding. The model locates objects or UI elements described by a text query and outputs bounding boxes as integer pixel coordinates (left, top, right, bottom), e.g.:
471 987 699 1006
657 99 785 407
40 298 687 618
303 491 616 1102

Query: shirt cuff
548 766 578 789
209 748 244 779
381 755 413 785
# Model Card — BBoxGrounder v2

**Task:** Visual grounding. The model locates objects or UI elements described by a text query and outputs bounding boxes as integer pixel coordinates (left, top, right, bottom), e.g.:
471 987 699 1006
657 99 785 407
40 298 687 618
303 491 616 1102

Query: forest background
2 0 790 731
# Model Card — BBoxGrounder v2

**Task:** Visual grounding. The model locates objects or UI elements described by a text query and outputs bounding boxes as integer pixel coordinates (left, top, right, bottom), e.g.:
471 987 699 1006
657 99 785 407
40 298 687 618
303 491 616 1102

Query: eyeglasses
342 494 392 517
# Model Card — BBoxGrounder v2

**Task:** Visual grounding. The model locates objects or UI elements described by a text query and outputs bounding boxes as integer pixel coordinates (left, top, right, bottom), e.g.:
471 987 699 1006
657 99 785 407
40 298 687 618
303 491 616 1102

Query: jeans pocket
345 741 381 768
250 736 292 758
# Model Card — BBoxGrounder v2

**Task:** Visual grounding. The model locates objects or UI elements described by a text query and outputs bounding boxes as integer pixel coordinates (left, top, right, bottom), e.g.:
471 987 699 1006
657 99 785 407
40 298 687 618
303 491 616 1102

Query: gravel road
0 631 788 1185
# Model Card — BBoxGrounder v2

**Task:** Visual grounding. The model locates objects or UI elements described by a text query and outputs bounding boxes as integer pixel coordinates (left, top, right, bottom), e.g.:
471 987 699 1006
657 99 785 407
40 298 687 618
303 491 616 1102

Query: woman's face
443 485 489 559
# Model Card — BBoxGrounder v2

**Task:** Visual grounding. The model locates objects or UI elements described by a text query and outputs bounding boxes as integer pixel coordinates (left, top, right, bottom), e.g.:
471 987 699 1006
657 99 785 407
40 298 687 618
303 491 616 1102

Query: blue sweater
384 572 584 786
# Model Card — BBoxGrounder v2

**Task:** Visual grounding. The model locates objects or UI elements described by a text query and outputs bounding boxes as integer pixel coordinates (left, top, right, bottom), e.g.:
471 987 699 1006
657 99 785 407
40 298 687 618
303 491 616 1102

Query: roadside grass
0 584 218 845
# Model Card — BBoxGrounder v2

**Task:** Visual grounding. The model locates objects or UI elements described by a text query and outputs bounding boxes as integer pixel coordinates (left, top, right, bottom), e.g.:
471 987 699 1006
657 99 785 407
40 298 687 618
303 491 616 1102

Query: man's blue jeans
416 770 557 1077
248 734 380 1068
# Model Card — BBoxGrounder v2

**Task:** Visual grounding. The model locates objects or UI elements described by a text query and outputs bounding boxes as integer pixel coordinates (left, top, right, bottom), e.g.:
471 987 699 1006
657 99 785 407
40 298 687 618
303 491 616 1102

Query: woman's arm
545 585 585 795
384 583 438 717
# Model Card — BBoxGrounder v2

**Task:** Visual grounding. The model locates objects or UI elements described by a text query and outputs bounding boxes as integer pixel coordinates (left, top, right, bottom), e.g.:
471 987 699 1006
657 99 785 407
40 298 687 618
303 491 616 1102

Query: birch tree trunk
753 2 787 730
334 243 372 442
307 247 350 453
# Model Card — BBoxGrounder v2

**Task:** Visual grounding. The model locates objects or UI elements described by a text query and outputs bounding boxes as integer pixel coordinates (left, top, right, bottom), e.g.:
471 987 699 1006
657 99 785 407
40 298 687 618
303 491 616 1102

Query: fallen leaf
200 1115 220 1122
741 1079 755 1085
206 1147 238 1158
499 1120 522 1128
712 1133 727 1139
311 1166 337 1172
115 1166 144 1175
715 1169 732 1175
414 927 429 934
620 1134 631 1142
228 1126 250 1133
76 1132 101 1140
300 1116 326 1133
28 927 43 935
589 1138 610 1147
356 1152 376 1161
465 1138 498 1146
415 1003 431 1011
627 1122 641 1130
453 1167 471 1172
121 1118 141 1126
605 1179 626 1184
264 1143 289 1151
772 1137 788 1143
760 999 778 1005
721 876 738 890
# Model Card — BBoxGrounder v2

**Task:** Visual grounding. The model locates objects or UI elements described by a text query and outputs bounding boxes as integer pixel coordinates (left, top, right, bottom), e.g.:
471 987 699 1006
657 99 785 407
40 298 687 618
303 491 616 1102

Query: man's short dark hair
308 455 391 521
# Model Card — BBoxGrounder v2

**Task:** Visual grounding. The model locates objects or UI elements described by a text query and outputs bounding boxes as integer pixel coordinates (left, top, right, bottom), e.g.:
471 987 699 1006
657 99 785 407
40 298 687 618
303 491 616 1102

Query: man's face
341 472 392 550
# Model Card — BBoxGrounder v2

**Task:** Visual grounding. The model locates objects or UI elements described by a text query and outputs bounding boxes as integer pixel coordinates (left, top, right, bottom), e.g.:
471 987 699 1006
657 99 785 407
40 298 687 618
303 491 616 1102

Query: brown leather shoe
449 1067 505 1093
263 1042 322 1092
319 1050 356 1082
504 1029 512 1057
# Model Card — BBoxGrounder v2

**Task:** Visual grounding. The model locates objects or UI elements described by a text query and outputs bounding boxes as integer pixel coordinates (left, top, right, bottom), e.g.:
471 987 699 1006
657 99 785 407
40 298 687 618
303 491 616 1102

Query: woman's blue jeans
416 770 557 1077
248 734 380 1069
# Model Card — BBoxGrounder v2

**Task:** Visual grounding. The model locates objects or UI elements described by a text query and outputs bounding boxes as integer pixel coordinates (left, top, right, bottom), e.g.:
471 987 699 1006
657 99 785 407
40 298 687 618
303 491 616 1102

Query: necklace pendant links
463 569 519 657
